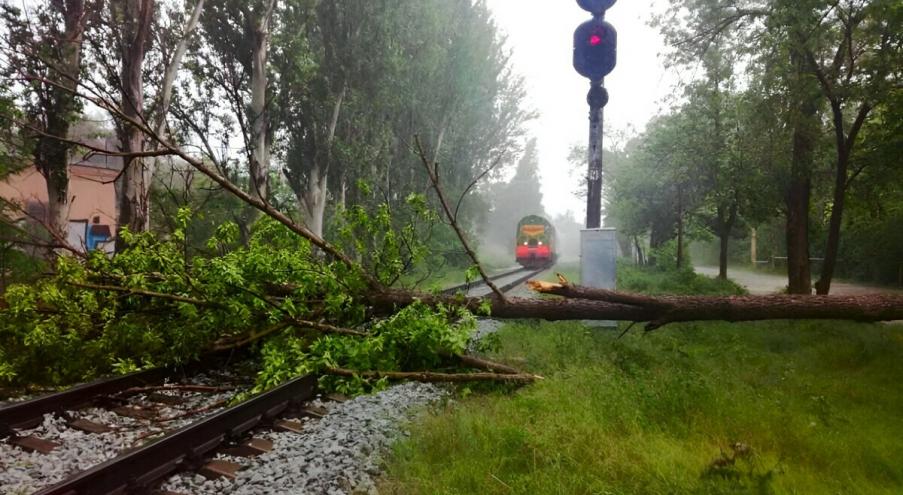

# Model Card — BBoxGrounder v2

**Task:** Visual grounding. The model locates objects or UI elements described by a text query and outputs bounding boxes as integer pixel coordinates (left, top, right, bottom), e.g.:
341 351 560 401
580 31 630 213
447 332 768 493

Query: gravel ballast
160 382 446 495
0 372 246 495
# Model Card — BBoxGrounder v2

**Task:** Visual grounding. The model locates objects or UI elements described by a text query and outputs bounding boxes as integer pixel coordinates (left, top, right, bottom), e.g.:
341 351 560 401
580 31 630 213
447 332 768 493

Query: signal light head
577 0 617 15
573 19 617 81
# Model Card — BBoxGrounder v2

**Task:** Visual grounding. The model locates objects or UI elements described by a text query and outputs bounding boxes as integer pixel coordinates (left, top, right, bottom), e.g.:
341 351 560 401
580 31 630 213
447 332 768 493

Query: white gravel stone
467 318 504 353
160 382 446 495
0 371 249 494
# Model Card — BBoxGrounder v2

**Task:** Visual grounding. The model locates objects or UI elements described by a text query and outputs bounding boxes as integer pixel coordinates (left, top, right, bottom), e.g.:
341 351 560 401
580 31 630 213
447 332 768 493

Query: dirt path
695 265 902 296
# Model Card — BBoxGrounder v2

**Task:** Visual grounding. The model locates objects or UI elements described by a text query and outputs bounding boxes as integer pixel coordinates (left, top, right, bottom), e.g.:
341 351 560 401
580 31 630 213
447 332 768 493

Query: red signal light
574 19 617 81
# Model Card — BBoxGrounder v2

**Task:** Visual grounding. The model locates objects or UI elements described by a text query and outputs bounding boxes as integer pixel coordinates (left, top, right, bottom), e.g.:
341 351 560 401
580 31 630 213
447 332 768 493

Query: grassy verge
618 262 747 295
545 261 580 284
379 266 903 494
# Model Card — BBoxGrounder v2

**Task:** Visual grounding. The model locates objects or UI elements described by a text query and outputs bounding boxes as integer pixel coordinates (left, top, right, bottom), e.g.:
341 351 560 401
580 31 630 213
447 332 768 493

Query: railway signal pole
573 0 617 228
575 0 619 316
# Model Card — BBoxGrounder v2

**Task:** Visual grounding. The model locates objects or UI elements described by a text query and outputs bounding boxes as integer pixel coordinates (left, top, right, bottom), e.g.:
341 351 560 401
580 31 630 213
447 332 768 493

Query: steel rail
34 374 317 495
441 266 531 295
496 267 548 294
2 368 171 435
0 352 245 436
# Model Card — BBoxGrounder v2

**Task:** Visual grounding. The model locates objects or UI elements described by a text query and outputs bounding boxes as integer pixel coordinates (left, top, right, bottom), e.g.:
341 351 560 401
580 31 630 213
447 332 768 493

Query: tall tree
605 114 699 265
682 49 775 279
658 0 825 293
111 0 154 249
1 1 91 243
186 0 280 211
248 0 277 203
279 0 356 238
278 0 529 239
809 0 901 294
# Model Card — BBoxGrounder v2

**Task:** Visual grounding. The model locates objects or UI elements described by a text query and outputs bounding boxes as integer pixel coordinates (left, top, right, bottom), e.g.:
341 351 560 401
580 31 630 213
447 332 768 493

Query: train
515 215 557 268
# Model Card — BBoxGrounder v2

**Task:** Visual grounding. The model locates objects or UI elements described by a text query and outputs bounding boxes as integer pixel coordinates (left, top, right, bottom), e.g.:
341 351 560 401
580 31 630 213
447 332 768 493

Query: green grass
618 262 747 295
545 261 580 284
380 265 903 494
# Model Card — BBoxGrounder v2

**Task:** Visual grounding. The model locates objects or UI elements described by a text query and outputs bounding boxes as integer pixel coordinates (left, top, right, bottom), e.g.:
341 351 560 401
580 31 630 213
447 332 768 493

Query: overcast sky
485 0 682 223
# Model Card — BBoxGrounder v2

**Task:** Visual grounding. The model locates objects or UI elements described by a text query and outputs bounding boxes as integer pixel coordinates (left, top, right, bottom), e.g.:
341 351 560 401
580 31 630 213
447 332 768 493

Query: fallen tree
369 285 903 331
2 69 902 394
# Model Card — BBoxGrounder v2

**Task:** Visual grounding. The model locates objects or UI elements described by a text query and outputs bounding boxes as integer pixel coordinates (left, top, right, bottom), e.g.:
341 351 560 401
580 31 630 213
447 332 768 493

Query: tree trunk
248 0 277 203
368 287 903 327
634 236 645 266
144 0 206 230
676 186 684 269
43 155 70 246
154 0 204 139
33 0 88 245
785 175 811 294
718 229 730 280
115 0 155 251
750 227 757 264
716 202 737 280
300 164 327 239
785 64 819 293
298 82 345 238
815 142 847 295
326 367 539 384
815 102 871 295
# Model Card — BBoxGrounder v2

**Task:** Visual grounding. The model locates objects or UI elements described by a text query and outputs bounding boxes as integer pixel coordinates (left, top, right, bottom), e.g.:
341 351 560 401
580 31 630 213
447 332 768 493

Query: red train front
515 215 556 268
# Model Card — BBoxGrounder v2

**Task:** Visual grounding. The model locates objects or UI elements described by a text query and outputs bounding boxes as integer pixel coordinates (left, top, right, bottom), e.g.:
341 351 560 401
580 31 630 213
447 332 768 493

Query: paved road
695 265 902 296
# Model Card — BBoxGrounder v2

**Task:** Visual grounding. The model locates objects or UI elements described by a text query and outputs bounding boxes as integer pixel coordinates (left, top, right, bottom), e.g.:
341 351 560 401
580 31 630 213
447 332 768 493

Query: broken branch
326 367 540 383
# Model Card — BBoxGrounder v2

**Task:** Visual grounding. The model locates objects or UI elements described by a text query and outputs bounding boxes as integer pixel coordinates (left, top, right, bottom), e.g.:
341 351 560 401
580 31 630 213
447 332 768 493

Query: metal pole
586 82 607 229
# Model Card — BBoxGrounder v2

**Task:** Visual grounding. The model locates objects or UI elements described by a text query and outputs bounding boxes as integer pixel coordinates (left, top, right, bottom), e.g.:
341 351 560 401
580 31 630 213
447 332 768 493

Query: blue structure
87 223 112 251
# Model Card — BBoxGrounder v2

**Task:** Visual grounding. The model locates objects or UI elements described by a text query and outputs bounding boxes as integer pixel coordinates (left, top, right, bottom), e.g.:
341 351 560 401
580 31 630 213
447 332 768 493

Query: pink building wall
0 164 118 251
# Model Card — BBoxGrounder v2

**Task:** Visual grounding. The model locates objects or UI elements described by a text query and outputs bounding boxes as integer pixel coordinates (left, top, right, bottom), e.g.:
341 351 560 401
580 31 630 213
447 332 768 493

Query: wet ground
695 265 902 295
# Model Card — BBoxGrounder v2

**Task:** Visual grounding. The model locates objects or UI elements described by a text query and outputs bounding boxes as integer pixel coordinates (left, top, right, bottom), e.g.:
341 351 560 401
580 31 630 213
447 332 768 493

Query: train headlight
523 242 527 246
538 241 543 246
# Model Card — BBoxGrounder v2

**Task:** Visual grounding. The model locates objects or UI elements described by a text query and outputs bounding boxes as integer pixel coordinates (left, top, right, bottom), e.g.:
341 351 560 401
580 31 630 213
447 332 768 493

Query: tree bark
144 0 206 228
784 49 819 295
717 202 737 280
248 0 277 203
676 186 684 269
718 229 729 279
750 227 757 264
115 0 155 251
297 82 345 239
366 286 903 329
634 236 645 266
33 0 89 244
814 101 871 295
326 367 540 384
300 163 328 239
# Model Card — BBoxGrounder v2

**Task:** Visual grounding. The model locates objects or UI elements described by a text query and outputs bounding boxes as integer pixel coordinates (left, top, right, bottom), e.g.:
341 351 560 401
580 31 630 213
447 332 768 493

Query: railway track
1 355 243 436
2 375 439 495
442 265 550 297
0 351 442 494
2 265 548 494
0 358 257 494
34 375 318 495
